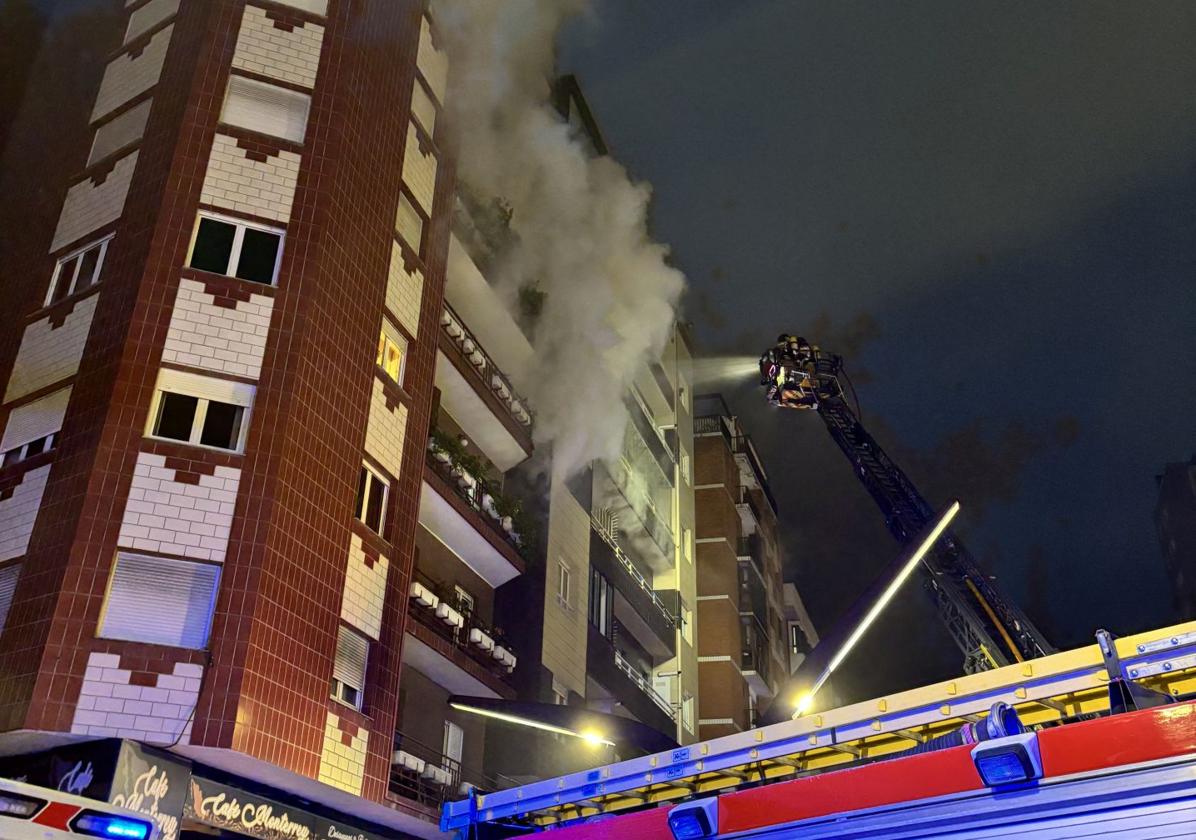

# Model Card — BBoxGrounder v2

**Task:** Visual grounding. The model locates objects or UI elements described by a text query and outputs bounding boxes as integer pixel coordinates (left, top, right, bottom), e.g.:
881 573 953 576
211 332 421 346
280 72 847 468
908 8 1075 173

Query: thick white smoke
430 0 686 480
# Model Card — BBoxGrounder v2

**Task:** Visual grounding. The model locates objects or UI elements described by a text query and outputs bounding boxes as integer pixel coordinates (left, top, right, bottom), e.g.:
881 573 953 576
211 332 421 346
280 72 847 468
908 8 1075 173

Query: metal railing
410 569 517 683
426 437 528 558
613 649 676 721
737 485 766 528
390 730 499 807
440 302 532 431
591 515 676 628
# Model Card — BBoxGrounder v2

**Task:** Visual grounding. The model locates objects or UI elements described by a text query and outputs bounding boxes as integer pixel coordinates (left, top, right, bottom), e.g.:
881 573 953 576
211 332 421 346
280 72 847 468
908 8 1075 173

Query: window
681 603 693 645
552 678 568 706
443 720 464 765
680 452 691 486
376 330 406 384
683 527 693 564
588 568 612 639
453 585 475 616
146 369 255 452
2 434 57 468
556 560 571 608
98 553 220 649
395 191 425 256
332 625 368 710
355 463 389 534
411 77 439 137
682 695 695 734
46 235 111 305
221 74 311 143
0 563 20 633
187 213 283 285
790 623 803 655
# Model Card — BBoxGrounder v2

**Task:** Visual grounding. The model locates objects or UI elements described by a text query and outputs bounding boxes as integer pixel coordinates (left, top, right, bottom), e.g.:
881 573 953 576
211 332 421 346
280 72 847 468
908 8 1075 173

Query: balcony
741 616 774 700
405 571 518 700
730 434 777 514
420 434 527 588
593 459 675 573
390 729 501 809
586 625 676 736
736 534 765 581
736 485 766 536
437 303 532 472
590 518 676 660
627 395 674 487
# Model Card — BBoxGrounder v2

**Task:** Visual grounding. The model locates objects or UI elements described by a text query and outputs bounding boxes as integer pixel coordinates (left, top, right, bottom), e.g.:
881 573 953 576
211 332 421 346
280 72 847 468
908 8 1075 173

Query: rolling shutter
221 75 311 144
0 563 20 632
99 553 220 649
334 625 369 693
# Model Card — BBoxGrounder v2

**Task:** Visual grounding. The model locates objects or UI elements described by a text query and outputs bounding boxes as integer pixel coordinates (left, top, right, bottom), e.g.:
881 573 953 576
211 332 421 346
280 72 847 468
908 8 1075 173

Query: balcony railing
390 730 501 807
737 485 767 529
605 457 675 563
408 569 518 680
427 430 532 558
613 649 676 721
591 515 675 628
440 302 533 431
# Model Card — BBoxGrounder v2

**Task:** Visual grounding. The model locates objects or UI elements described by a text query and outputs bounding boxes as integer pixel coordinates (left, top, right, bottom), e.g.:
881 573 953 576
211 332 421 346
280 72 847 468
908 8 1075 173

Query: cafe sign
185 777 392 840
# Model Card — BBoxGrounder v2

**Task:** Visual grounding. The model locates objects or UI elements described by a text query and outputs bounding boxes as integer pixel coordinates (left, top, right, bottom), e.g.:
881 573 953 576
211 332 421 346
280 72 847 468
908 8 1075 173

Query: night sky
559 2 1196 702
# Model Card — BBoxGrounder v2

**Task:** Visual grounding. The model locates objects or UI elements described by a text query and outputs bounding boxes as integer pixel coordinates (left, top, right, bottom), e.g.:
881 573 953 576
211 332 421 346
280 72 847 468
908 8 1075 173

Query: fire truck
442 621 1196 838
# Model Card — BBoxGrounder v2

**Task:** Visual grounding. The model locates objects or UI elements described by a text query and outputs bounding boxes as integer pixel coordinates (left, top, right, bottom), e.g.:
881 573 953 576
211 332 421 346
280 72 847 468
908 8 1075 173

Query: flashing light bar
72 812 153 840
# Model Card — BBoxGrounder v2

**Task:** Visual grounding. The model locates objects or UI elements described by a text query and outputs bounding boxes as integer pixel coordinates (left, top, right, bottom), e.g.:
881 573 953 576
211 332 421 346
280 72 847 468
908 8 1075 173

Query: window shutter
1 387 72 453
0 563 20 632
221 76 311 144
100 554 220 649
334 626 368 692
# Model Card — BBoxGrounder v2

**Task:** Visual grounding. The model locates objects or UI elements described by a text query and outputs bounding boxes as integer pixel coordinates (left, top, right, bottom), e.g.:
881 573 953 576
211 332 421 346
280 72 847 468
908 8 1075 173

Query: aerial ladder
759 335 1052 673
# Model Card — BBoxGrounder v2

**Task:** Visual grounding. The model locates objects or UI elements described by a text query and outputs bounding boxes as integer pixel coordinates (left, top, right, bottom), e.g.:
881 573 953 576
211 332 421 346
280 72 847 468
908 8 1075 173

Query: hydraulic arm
761 336 1053 671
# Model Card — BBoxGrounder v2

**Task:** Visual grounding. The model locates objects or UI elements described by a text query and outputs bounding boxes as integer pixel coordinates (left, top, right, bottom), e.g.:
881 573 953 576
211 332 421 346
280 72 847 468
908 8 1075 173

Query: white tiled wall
1 386 71 452
364 379 408 480
402 122 437 215
70 652 201 744
162 279 273 379
3 295 98 403
540 477 591 699
124 0 178 45
231 4 325 89
50 151 139 253
91 24 174 122
199 133 301 223
318 710 368 795
386 241 423 338
0 466 50 562
341 534 387 640
118 453 240 562
88 100 152 167
417 16 448 102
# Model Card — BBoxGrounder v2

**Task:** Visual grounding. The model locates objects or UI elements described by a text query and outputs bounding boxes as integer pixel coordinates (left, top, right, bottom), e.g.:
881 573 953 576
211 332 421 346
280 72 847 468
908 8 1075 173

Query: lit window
98 553 220 649
376 330 406 384
332 625 368 710
46 235 111 305
187 212 283 285
146 369 254 452
355 463 389 534
556 560 571 608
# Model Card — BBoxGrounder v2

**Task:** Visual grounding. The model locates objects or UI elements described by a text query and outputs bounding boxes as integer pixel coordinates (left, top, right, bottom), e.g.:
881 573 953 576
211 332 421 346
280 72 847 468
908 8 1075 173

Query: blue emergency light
72 811 153 839
970 731 1043 787
667 798 718 839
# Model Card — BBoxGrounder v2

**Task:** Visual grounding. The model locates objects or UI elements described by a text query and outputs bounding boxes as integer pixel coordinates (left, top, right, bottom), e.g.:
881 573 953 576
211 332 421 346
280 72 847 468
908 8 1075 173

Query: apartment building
0 1 465 837
782 581 818 674
693 395 790 737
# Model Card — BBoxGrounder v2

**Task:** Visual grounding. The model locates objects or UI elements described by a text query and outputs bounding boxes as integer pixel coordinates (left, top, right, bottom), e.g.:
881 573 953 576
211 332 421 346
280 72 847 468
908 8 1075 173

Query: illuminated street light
793 501 961 717
449 701 616 747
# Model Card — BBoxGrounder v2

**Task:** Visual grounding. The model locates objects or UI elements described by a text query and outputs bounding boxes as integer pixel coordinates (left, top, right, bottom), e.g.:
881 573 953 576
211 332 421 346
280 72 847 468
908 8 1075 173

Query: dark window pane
154 392 199 441
76 245 101 290
24 437 46 457
189 218 236 275
235 228 281 285
200 400 243 450
355 467 368 520
2 449 20 468
50 256 78 303
365 476 386 532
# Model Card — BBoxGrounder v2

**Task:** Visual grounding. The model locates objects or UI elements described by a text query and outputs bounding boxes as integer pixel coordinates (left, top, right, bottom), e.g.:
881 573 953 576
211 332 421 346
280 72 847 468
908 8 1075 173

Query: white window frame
683 527 693 564
443 720 464 765
145 368 255 453
355 462 390 534
46 234 113 306
377 328 408 386
332 624 369 710
556 559 571 609
682 694 695 734
186 211 285 286
1 433 57 468
681 603 693 645
453 584 475 615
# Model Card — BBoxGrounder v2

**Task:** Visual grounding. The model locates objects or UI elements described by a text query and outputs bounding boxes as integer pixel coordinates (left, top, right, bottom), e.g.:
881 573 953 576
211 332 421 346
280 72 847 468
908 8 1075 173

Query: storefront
0 740 408 840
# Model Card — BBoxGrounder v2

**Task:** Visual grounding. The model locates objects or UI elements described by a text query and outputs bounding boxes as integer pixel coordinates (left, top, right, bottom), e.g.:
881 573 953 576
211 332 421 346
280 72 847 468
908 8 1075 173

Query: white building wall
403 122 438 215
91 24 174 122
117 453 240 562
70 652 201 744
162 278 273 379
341 534 387 640
199 133 301 223
124 0 178 44
386 241 423 338
0 466 51 562
3 295 98 403
541 476 590 699
318 710 368 795
50 152 139 252
364 378 408 480
231 4 325 89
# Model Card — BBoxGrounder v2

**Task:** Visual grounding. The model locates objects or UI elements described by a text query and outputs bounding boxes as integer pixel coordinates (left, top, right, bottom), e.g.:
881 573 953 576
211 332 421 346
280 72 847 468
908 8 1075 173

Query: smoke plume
430 0 686 479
